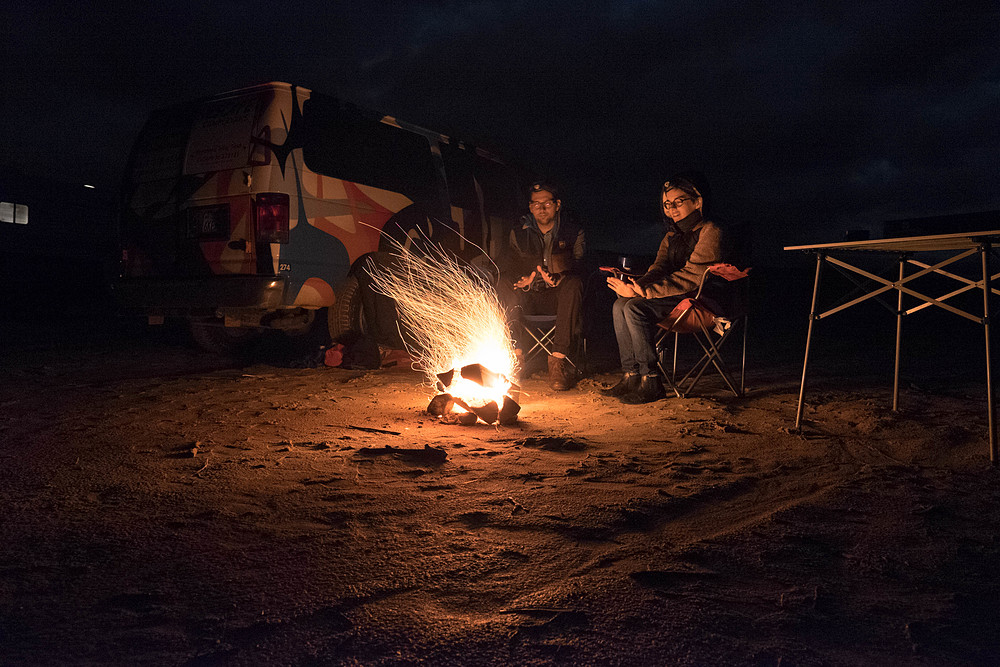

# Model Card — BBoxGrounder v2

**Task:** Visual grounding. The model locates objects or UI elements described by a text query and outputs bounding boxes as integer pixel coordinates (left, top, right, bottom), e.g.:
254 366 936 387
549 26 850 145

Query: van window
301 96 441 213
441 142 523 219
183 97 258 175
128 107 193 184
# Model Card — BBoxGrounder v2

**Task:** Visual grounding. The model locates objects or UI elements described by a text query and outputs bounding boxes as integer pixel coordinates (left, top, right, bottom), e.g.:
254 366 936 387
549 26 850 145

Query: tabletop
784 229 1000 253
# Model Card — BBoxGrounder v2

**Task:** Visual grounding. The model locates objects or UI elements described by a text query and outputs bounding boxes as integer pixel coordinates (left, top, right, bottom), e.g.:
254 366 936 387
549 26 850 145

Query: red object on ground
379 348 413 368
324 344 345 367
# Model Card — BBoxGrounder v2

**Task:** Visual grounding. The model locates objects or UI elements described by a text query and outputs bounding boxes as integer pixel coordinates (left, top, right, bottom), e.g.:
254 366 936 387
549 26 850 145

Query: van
113 82 527 352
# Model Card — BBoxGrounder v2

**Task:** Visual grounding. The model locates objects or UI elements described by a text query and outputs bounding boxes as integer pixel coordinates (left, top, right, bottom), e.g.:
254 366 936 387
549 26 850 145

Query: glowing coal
368 245 521 425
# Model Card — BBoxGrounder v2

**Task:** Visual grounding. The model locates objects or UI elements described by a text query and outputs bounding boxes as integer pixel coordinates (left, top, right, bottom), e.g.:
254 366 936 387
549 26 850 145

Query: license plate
186 204 230 239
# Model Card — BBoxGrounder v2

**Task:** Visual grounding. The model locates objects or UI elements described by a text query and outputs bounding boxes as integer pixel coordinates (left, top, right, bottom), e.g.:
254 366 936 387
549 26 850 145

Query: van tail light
255 192 290 244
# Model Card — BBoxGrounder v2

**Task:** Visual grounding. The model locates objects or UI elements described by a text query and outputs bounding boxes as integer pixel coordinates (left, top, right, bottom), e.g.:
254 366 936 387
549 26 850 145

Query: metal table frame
784 230 1000 464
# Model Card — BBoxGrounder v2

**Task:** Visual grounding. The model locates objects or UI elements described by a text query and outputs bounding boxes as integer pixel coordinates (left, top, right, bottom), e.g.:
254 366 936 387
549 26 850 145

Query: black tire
189 319 262 355
465 252 499 286
328 275 365 341
378 206 435 253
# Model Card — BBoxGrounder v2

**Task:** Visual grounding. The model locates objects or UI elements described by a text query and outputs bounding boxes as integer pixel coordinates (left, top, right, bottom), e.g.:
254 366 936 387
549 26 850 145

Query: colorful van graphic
113 82 526 352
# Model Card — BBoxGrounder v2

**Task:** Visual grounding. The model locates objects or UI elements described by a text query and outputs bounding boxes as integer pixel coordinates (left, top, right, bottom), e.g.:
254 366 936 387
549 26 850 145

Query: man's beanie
528 181 559 199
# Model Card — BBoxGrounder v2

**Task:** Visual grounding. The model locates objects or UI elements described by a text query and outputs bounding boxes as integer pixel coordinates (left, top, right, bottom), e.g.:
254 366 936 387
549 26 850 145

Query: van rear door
117 90 290 313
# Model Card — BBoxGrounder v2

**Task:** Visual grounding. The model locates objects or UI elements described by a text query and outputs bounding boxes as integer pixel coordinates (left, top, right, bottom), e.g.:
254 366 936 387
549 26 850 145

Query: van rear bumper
112 275 287 310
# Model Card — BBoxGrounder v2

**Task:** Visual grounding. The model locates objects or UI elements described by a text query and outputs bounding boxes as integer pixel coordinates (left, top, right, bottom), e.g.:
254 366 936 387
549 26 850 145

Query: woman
603 175 722 404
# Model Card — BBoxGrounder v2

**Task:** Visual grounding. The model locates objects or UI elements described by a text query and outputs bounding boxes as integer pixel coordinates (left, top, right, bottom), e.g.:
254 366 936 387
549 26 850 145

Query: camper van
113 82 526 352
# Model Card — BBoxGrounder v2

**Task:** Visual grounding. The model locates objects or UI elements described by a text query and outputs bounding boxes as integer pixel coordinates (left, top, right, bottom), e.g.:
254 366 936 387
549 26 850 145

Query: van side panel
248 86 417 309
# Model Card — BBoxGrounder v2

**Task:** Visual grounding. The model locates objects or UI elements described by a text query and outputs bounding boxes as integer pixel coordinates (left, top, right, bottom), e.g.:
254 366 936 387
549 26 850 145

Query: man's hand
514 271 537 290
607 275 641 298
536 265 561 287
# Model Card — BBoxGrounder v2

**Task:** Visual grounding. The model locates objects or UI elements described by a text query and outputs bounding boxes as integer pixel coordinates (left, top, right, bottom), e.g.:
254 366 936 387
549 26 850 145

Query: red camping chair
655 263 751 398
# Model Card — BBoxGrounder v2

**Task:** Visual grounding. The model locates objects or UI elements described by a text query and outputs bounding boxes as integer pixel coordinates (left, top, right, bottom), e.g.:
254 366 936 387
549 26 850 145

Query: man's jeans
497 274 583 356
612 296 683 375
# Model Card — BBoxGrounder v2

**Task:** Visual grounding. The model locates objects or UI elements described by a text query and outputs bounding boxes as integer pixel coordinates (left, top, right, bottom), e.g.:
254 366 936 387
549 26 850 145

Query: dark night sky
4 0 999 264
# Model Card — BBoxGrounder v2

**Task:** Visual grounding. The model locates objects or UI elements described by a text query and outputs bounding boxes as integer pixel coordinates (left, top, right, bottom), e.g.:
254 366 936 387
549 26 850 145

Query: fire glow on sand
368 243 521 425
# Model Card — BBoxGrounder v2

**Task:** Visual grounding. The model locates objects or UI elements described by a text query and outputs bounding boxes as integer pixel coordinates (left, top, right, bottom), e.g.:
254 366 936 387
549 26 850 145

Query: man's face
528 190 560 227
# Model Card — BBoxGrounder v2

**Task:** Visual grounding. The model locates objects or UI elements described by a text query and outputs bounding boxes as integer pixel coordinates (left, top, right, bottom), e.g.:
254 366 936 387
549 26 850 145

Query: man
498 182 586 390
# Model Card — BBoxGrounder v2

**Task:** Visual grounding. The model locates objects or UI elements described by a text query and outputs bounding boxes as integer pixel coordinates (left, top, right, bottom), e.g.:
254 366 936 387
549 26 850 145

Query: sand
3 310 1000 665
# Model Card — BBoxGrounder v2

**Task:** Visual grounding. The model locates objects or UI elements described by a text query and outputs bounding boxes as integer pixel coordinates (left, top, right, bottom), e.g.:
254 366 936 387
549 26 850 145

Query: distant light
1 202 29 224
83 184 96 189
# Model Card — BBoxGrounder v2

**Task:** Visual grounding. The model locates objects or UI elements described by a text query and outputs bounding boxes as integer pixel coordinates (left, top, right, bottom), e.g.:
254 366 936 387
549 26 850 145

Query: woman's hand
607 276 641 298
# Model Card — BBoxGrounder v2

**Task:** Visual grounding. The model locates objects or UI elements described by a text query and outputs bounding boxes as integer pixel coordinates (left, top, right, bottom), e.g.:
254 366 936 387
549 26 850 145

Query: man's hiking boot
548 355 578 391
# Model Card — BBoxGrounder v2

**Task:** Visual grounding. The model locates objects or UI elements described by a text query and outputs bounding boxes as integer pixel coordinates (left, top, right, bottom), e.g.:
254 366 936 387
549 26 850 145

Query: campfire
427 363 520 425
368 243 521 425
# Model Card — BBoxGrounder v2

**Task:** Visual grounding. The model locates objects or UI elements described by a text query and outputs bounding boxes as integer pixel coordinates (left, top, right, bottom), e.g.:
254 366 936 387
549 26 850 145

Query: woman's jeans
612 296 683 376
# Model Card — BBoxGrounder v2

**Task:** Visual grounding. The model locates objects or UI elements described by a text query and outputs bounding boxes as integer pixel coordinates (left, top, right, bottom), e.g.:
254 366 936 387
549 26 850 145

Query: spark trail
368 243 516 407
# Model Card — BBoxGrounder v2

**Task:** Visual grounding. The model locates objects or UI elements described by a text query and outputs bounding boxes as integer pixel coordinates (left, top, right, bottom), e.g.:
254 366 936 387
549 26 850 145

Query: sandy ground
3 304 1000 666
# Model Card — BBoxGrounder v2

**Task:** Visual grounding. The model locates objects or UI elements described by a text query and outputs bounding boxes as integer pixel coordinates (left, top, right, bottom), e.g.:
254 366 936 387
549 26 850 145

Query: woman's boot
600 372 640 397
620 374 667 404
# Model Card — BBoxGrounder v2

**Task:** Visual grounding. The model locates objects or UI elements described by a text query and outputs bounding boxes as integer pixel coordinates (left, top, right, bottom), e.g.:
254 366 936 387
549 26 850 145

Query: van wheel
378 206 434 253
328 275 365 341
189 319 262 355
465 252 499 286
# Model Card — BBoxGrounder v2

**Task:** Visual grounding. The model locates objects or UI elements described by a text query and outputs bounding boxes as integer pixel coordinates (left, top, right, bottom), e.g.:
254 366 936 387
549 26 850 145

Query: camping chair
522 313 558 366
521 312 586 373
655 263 750 398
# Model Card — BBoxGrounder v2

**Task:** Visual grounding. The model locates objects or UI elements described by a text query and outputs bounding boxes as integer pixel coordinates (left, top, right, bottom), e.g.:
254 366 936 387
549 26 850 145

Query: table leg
982 244 997 464
893 255 905 411
795 252 824 431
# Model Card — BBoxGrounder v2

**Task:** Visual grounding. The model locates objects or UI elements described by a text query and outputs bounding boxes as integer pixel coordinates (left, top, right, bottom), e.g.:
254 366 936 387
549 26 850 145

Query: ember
368 243 521 425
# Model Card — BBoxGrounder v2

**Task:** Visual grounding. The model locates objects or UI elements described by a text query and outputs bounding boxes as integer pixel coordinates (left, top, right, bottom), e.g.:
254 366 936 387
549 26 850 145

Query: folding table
784 230 1000 464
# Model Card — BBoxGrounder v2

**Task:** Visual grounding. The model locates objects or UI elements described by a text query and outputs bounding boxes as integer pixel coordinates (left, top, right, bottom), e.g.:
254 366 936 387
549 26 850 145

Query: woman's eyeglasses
662 197 692 210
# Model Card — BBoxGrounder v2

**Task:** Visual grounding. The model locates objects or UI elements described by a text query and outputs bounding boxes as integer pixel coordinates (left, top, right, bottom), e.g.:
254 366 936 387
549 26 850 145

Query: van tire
328 275 364 341
189 319 262 355
379 207 435 253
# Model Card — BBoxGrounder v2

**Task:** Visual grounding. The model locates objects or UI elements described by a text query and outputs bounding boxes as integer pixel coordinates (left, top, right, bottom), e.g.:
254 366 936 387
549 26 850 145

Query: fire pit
426 363 520 425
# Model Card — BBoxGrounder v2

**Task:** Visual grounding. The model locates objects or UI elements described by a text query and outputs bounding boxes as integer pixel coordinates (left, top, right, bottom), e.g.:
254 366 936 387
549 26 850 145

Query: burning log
428 390 518 425
427 393 455 416
436 369 455 392
499 395 520 425
460 363 501 389
470 401 500 425
439 410 479 425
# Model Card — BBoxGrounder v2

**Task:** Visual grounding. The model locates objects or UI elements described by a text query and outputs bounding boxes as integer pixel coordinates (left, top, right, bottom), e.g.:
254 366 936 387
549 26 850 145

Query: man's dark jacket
499 213 586 286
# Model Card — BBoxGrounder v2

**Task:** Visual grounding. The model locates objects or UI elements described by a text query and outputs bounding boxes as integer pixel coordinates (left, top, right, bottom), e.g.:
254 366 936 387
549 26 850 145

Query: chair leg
655 332 683 398
672 332 679 385
523 325 557 368
740 315 748 395
677 322 744 397
676 335 719 395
